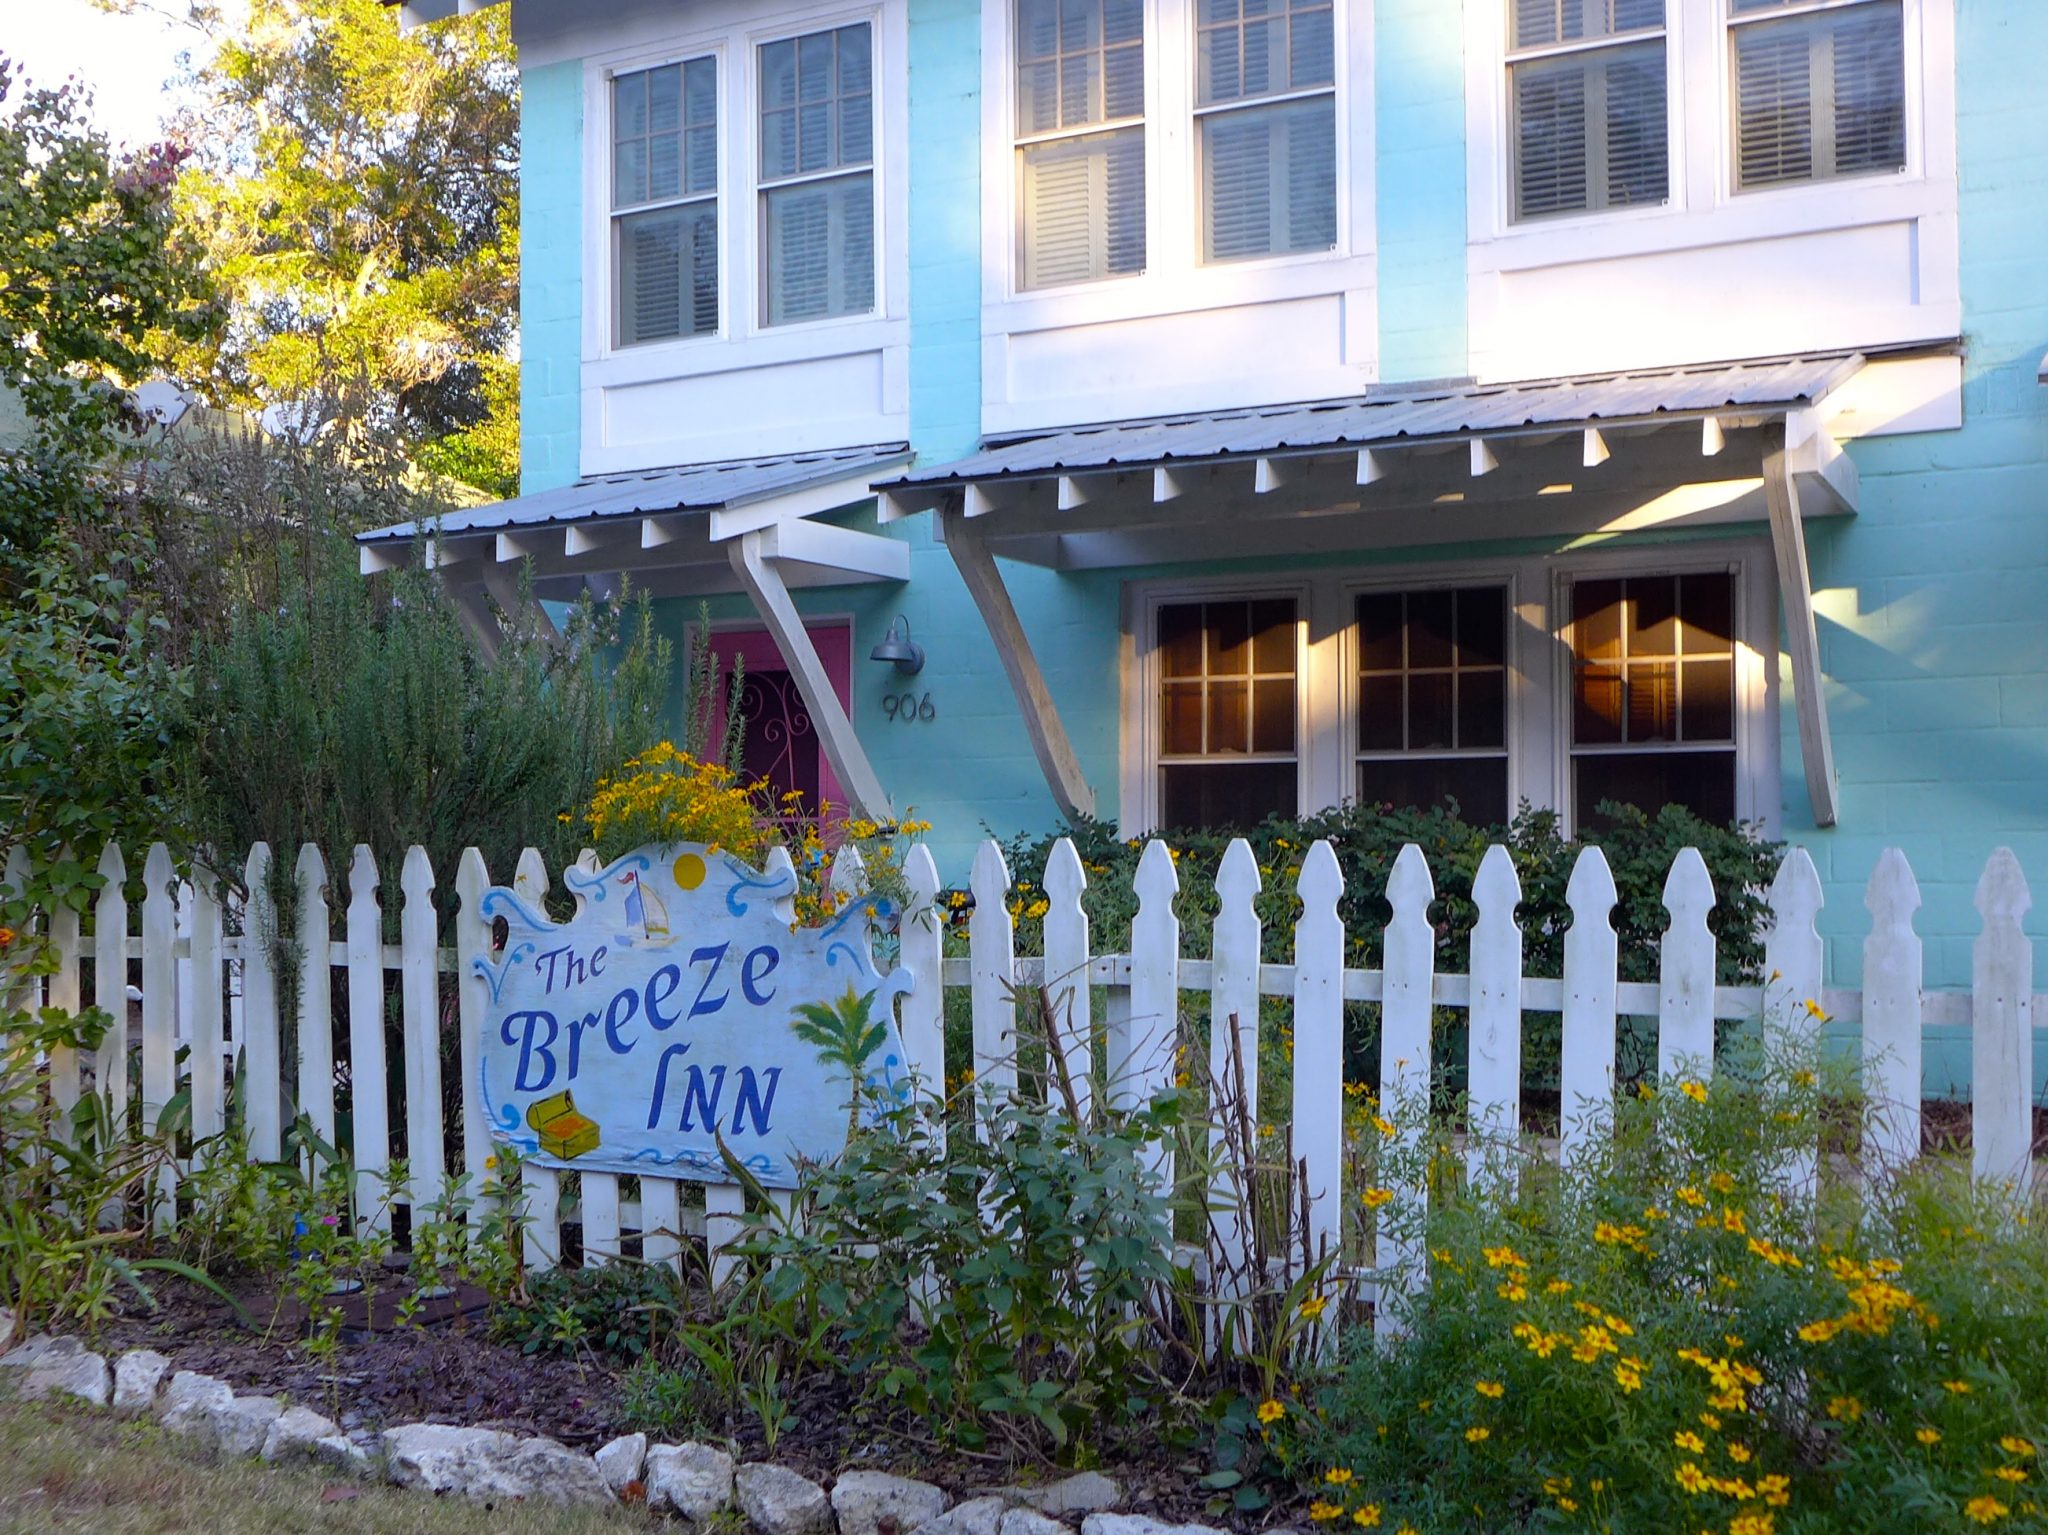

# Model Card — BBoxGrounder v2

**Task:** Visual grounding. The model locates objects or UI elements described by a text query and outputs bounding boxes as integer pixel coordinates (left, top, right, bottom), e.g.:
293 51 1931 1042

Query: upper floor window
1014 0 1147 288
1196 0 1337 261
612 58 720 345
1507 0 1668 221
759 24 877 325
1730 0 1905 191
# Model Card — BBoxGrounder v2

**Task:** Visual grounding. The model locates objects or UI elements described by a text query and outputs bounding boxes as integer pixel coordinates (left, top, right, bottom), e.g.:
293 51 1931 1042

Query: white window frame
1121 545 1779 836
604 45 730 350
754 19 882 327
979 0 1377 428
1721 0 1913 197
576 0 911 464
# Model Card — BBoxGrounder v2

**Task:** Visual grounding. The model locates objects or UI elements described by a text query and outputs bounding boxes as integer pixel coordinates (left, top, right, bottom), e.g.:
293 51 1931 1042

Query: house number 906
882 692 936 723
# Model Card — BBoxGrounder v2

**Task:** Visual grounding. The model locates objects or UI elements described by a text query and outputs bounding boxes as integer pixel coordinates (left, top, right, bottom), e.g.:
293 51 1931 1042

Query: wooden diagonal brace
1763 428 1839 828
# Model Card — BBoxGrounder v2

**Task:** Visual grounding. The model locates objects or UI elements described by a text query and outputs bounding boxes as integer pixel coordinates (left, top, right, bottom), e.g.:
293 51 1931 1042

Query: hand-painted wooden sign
472 844 911 1188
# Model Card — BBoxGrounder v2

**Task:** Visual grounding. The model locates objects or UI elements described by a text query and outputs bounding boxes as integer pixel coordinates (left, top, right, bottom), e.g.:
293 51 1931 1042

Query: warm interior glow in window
1157 597 1298 828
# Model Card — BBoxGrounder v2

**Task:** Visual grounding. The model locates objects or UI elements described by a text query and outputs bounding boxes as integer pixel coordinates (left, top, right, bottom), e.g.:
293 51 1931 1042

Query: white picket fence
5 835 2042 1329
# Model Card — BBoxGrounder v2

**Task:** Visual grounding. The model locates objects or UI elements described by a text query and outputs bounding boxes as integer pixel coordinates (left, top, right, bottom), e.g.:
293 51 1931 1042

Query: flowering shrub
577 742 771 865
1297 1047 2048 1534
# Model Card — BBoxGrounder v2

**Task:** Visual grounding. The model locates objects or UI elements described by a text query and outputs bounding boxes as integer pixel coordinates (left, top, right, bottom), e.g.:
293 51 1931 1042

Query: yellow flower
1758 1474 1791 1507
1674 1463 1710 1495
1679 1079 1708 1103
1323 1469 1354 1486
1992 1467 2028 1484
483 1155 498 1171
1803 998 1831 1023
1674 1431 1706 1454
1729 1515 1776 1535
1709 1171 1737 1194
1728 1443 1753 1464
1557 1497 1577 1512
1700 1413 1723 1430
1474 1380 1504 1399
1964 1496 2009 1525
2000 1438 2035 1457
1676 1185 1707 1207
1372 1114 1396 1137
1350 1506 1381 1528
1496 1281 1528 1302
1360 1187 1394 1210
1464 1426 1490 1442
1918 1428 1943 1446
1257 1399 1286 1424
1826 1396 1863 1423
1613 1358 1645 1393
1308 1503 1344 1523
1299 1294 1329 1321
1545 1278 1573 1295
1944 1380 1973 1395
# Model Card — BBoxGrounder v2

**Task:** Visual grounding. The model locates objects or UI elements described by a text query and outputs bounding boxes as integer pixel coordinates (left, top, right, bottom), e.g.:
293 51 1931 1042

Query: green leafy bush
1293 1048 2048 1534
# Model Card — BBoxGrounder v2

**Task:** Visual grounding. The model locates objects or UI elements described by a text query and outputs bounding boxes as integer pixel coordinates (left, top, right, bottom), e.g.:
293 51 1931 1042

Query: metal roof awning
357 443 913 597
875 354 1867 564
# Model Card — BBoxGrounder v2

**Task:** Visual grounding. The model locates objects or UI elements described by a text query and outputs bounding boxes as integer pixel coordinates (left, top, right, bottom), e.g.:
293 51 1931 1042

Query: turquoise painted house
369 0 2047 1024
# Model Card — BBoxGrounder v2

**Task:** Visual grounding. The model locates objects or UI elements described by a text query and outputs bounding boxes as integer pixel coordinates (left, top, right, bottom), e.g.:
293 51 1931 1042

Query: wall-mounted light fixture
869 614 925 675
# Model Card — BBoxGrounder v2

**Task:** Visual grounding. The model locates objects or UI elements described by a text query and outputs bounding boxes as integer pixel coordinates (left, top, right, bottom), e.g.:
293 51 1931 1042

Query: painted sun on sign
472 844 913 1188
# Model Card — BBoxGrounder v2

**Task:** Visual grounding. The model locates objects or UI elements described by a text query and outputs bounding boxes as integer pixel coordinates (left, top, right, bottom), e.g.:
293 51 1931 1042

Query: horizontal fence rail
6 836 2042 1338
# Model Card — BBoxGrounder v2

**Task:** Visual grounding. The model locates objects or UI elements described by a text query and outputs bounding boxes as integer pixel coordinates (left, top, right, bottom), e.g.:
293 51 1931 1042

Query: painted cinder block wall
516 3 2048 1034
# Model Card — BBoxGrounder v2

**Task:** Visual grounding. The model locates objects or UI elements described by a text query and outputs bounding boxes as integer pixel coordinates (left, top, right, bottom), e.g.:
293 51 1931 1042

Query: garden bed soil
86 1273 1266 1528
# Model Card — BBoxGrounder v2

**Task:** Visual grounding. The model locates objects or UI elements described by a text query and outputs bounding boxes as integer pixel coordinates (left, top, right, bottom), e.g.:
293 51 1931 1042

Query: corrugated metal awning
879 354 1863 490
359 443 911 548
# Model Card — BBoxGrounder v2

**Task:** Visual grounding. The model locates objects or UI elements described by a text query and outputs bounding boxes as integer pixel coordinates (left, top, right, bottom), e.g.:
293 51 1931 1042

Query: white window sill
985 247 1377 334
588 312 908 384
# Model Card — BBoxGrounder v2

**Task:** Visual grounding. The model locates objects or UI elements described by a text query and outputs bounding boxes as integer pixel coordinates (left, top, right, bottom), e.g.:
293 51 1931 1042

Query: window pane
614 70 648 139
1358 674 1403 751
1573 579 1624 661
1160 603 1204 677
1627 660 1678 741
1252 677 1295 753
762 172 874 325
1682 658 1735 742
1408 672 1455 752
648 65 681 134
1289 5 1334 88
1019 127 1146 287
1203 96 1335 262
617 201 717 344
1575 750 1736 828
685 58 717 123
838 25 873 93
1513 0 1664 49
1629 575 1679 656
649 133 682 203
1575 662 1624 743
841 95 874 166
685 126 718 197
761 40 798 110
614 137 649 206
1161 763 1296 830
1734 22 1814 187
1832 5 1907 175
1406 589 1454 669
1251 599 1295 672
1731 5 1904 190
1357 593 1402 670
1459 668 1507 751
1680 572 1734 651
1163 681 1204 753
1512 42 1668 221
1209 679 1250 752
1211 601 1252 673
1458 585 1506 666
1358 757 1509 826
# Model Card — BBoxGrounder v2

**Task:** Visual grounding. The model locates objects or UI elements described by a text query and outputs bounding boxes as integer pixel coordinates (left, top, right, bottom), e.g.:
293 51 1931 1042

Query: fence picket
763 845 798 926
898 845 945 1103
828 842 867 904
295 844 336 1156
453 849 494 1209
511 848 561 1271
45 878 81 1134
1124 842 1180 1130
1208 839 1262 1328
1377 844 1435 1339
1292 842 1344 1299
1657 848 1718 1082
1041 838 1093 1120
968 840 1017 1105
1559 847 1618 1163
346 847 392 1227
242 843 283 1163
1468 844 1523 1179
188 870 226 1149
581 1169 621 1266
399 847 444 1217
93 844 129 1136
1763 848 1825 1190
1971 850 2032 1191
1863 849 1923 1171
141 844 178 1227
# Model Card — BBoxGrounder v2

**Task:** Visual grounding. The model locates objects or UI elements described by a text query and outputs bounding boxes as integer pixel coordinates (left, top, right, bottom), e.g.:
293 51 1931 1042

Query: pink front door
706 623 852 820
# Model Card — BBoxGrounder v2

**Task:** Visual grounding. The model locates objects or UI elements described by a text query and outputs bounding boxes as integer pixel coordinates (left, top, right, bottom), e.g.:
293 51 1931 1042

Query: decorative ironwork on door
735 668 822 816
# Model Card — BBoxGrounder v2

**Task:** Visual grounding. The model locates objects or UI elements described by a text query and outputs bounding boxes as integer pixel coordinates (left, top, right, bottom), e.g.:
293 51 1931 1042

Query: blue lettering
679 1064 728 1132
648 1043 692 1130
645 964 682 1030
740 945 780 1006
603 986 640 1056
688 943 731 1019
534 946 572 992
503 1010 560 1092
730 1066 782 1135
589 945 607 977
567 1012 599 1081
534 944 590 994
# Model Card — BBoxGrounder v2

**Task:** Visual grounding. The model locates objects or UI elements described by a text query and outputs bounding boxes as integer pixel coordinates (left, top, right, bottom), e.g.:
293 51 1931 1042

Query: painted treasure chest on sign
471 844 913 1189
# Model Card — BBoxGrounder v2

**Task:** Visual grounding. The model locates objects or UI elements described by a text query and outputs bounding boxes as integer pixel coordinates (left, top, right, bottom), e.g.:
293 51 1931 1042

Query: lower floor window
1138 558 1762 834
1157 597 1298 829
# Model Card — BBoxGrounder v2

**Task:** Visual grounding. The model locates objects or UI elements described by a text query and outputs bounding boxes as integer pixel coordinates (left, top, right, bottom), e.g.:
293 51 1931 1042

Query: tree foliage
163 0 521 494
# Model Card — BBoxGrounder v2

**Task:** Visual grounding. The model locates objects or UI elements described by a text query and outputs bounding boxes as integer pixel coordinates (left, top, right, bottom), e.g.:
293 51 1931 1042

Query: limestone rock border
0 1318 1215 1535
